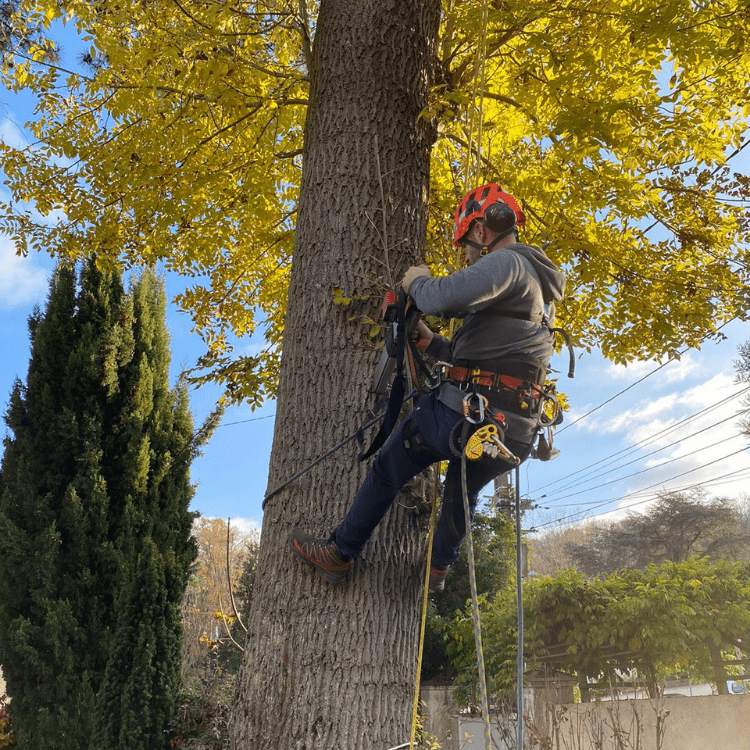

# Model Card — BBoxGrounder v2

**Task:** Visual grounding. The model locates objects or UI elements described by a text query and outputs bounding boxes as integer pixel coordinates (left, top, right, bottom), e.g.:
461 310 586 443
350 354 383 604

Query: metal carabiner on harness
533 385 562 461
462 392 487 425
537 389 562 428
430 361 453 391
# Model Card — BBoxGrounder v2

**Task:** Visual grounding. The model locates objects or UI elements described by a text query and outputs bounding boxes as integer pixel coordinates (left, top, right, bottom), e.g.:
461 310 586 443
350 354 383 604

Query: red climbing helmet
452 183 526 246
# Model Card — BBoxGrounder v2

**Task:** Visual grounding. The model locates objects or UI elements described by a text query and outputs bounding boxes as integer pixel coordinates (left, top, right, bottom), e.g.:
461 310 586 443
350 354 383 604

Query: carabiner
537 392 561 428
430 361 452 388
462 392 487 424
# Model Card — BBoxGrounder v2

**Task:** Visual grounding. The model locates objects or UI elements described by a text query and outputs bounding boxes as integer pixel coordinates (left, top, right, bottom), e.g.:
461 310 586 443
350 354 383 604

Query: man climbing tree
1 1 749 749
289 184 565 593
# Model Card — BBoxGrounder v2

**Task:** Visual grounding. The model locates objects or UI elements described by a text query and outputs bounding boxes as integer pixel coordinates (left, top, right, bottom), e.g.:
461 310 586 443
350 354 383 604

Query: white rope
515 465 525 749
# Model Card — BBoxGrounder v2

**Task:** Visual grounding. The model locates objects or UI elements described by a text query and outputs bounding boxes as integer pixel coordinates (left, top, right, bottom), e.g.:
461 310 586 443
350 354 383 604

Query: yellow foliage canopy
1 0 749 403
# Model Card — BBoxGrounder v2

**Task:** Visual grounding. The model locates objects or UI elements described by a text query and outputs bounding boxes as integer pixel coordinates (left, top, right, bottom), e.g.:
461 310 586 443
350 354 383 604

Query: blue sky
1 24 748 536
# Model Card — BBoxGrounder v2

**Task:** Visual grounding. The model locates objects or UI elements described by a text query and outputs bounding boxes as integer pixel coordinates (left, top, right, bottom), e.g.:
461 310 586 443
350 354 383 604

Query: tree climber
290 183 566 591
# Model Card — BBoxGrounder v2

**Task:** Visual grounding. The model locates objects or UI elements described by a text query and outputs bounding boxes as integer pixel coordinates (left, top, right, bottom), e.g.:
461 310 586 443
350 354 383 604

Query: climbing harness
263 290 433 507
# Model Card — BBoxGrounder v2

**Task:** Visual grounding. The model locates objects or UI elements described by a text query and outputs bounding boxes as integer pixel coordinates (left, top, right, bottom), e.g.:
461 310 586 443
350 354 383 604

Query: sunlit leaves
0 0 748 402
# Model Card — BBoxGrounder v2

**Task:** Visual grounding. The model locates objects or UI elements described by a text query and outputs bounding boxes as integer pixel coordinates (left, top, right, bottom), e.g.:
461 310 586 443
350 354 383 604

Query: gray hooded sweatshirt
408 242 566 442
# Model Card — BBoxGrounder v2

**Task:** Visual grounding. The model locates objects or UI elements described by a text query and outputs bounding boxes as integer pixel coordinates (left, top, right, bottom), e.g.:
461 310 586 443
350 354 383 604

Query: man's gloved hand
401 264 432 293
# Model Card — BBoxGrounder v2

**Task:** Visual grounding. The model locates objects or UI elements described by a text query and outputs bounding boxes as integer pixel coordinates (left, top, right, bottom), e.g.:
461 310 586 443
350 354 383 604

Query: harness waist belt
448 366 542 398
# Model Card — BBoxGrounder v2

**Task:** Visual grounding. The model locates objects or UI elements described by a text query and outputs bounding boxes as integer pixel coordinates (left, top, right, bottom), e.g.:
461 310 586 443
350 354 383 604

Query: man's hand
401 264 432 293
411 320 434 352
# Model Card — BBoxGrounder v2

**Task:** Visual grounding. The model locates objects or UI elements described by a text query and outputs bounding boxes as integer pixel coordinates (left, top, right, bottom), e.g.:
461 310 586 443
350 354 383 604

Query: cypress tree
0 260 199 750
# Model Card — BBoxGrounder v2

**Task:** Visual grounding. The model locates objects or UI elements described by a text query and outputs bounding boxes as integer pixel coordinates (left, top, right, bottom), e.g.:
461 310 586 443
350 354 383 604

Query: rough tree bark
228 1 441 748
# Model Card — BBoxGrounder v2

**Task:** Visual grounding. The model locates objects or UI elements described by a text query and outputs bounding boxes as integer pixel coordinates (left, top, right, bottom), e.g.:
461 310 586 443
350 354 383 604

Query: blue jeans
333 392 532 568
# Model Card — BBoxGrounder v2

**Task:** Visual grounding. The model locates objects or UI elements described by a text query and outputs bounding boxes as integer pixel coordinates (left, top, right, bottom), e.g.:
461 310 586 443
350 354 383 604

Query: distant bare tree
181 519 259 683
528 521 593 576
565 489 750 576
737 341 750 438
733 494 750 562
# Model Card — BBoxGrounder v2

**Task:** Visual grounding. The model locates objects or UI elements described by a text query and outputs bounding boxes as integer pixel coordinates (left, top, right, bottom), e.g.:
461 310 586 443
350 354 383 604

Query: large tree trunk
229 1 440 748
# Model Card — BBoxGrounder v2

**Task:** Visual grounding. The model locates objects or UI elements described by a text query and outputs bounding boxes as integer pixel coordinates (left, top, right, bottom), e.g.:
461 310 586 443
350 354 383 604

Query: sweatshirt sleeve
424 332 452 361
408 251 523 318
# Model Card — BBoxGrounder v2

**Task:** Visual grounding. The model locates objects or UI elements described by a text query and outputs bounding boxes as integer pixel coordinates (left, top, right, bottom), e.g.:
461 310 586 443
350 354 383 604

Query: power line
539 409 750 502
557 358 675 434
532 448 750 530
541 465 750 510
543 435 747 504
531 385 750 494
533 464 750 530
222 414 275 427
557 318 739 436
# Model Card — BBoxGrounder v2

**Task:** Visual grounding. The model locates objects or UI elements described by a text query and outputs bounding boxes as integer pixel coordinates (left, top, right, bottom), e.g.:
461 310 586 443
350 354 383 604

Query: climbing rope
262 389 420 509
514 464 525 750
408 473 440 749
463 0 490 187
461 447 493 750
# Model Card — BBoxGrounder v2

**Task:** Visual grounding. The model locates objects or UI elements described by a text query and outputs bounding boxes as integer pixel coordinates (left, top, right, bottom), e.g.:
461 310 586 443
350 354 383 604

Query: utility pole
493 473 528 578
493 472 514 517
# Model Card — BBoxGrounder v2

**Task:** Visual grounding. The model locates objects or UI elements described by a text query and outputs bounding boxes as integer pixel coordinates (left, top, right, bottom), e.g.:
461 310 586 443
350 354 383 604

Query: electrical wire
557 360 676 434
540 428 748 504
531 386 750 494
533 455 750 530
540 408 749 499
222 414 275 426
557 319 739 436
539 402 750 498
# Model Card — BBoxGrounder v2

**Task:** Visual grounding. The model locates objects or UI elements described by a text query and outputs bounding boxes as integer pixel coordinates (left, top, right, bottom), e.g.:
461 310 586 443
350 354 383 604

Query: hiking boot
429 565 448 592
289 529 352 584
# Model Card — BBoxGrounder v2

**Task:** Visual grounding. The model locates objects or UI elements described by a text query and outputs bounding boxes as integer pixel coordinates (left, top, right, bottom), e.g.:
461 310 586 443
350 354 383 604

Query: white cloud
0 237 52 309
229 516 262 536
603 353 700 384
660 355 701 383
578 393 679 436
678 372 741 408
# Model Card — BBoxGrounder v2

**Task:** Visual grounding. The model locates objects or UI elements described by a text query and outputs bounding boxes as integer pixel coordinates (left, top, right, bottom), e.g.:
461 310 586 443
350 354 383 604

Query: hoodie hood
509 243 566 305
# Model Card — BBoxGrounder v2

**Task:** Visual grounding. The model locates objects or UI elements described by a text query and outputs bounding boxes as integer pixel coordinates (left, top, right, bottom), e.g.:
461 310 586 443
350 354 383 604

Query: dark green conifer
0 261 200 750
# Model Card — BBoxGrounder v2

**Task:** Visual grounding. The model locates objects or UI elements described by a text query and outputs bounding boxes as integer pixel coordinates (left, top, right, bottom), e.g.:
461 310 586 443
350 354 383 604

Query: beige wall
423 688 750 750
538 694 750 750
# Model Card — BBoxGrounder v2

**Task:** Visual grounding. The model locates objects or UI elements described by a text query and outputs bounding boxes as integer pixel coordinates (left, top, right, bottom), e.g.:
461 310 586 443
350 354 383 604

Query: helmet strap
463 228 515 257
